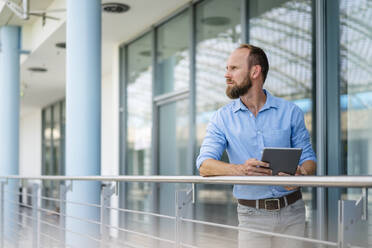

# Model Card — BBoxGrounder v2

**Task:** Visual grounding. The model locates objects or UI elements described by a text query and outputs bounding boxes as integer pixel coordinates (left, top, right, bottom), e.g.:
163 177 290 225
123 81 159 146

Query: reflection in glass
42 101 65 211
127 34 153 181
196 0 241 140
159 100 189 177
155 10 191 240
157 99 189 240
250 0 313 101
195 0 241 243
43 107 52 176
340 0 372 246
156 10 190 95
125 34 154 240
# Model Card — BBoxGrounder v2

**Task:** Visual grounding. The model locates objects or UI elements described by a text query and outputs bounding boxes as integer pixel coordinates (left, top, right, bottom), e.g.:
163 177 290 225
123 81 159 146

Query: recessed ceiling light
139 50 151 57
55 42 66 49
139 50 162 57
28 67 47 73
202 17 230 26
102 3 130 13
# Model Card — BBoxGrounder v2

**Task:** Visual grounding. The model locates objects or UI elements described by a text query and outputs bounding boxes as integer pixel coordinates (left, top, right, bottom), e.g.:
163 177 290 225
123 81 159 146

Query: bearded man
196 44 316 248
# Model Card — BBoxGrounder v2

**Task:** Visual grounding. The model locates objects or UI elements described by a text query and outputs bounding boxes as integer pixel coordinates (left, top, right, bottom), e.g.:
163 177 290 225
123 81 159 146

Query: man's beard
225 77 252 99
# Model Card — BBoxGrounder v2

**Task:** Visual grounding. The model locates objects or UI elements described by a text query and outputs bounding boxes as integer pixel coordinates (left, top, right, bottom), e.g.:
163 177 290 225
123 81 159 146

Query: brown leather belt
238 190 302 211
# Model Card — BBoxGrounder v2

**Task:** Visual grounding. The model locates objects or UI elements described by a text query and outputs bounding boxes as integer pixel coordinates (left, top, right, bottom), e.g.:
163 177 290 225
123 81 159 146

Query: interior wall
20 108 42 176
101 44 120 237
101 45 119 176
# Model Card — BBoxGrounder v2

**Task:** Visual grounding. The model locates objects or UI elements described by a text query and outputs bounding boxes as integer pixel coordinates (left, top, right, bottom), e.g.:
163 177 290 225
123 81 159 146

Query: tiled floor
3 204 369 248
2 206 239 248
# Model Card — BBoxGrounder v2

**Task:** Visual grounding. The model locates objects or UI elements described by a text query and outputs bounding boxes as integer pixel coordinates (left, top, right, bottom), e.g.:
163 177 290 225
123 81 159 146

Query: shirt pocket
263 128 291 147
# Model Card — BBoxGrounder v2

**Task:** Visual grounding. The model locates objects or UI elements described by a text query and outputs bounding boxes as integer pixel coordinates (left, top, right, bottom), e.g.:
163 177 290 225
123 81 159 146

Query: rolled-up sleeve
291 106 317 165
196 112 227 169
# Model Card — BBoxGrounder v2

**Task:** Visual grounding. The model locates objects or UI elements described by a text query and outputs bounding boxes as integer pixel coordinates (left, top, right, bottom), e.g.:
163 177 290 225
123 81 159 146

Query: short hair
237 44 269 83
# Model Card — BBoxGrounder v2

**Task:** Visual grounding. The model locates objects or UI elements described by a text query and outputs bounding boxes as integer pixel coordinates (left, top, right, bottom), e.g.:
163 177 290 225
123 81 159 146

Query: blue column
65 0 101 246
0 26 20 244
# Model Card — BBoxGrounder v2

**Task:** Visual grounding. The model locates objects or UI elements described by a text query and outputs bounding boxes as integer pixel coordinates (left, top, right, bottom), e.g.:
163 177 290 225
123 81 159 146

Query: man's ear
251 65 262 79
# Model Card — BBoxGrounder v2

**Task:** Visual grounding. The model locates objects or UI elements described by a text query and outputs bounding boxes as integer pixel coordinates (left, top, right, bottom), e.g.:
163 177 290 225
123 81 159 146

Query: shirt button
250 114 253 117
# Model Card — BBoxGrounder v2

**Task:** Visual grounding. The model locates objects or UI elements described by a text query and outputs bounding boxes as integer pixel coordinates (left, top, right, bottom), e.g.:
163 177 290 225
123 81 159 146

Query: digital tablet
261 148 302 175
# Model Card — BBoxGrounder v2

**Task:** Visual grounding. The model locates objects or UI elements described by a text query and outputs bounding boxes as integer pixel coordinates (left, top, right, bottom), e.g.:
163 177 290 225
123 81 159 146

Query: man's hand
278 166 307 191
236 158 272 176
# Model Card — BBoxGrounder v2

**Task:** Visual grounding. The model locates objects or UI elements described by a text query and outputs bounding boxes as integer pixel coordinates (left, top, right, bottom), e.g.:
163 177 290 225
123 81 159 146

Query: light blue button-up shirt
196 90 317 200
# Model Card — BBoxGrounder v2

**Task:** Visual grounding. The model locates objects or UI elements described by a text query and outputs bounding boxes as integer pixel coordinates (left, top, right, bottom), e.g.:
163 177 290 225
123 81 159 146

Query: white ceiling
0 0 190 116
0 0 54 26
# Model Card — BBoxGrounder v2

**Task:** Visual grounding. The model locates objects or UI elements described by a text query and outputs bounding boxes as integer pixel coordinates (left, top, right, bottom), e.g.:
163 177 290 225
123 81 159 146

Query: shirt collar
232 89 279 113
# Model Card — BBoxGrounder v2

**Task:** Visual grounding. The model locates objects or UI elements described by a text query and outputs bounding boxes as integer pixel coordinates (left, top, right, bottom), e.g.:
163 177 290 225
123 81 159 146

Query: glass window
42 101 65 211
196 0 241 143
158 99 189 238
53 103 61 176
250 0 313 107
126 33 153 217
194 0 241 233
156 9 191 176
155 10 190 95
159 100 189 176
340 0 372 246
154 10 191 240
61 101 65 176
43 108 52 175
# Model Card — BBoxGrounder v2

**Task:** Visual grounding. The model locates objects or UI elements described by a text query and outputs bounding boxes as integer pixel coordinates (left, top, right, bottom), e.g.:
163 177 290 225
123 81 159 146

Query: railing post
59 183 68 247
0 181 5 248
337 190 367 248
175 188 193 248
32 183 40 248
100 184 115 246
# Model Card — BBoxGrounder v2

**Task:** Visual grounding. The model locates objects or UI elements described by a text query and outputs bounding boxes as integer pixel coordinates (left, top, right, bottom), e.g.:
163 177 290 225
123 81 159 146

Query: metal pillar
315 0 327 242
0 25 21 246
0 27 20 173
240 0 249 43
65 0 102 246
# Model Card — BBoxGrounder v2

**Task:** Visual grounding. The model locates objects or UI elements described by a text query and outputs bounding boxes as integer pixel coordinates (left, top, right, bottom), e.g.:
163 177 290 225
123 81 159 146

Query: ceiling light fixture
139 50 151 57
28 67 47 73
102 3 130 13
202 16 230 26
55 42 66 49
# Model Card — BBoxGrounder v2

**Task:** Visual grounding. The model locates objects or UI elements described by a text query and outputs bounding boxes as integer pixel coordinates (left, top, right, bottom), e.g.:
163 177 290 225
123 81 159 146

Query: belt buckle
264 199 280 211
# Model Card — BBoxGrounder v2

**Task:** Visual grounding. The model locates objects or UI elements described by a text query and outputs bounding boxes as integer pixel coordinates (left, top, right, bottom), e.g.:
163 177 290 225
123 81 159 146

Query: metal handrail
1 175 372 187
1 175 370 247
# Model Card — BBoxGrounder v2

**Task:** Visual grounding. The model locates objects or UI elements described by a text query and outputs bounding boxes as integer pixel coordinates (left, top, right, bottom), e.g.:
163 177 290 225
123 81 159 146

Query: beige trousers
237 199 306 248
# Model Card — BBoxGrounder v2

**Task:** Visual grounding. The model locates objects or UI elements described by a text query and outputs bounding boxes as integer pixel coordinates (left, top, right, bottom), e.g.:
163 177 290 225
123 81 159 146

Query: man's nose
225 71 231 79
